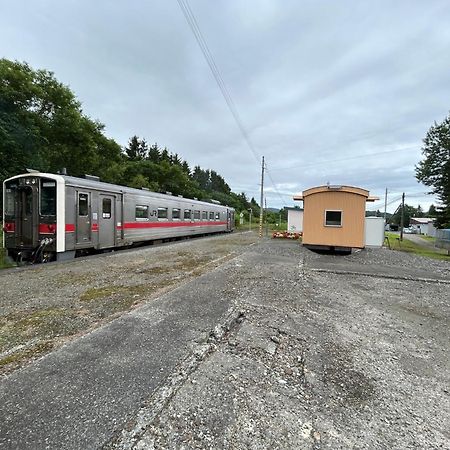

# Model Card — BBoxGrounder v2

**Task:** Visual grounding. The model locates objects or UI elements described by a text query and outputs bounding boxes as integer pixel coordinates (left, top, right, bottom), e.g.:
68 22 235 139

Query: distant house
293 185 380 251
286 207 303 232
410 217 436 236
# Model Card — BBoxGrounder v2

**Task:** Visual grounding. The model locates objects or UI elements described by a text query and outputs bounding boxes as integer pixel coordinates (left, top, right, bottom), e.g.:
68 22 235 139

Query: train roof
5 172 234 210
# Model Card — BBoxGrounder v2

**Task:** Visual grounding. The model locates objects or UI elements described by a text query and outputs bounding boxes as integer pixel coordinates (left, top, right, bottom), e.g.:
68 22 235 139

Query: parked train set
2 172 235 263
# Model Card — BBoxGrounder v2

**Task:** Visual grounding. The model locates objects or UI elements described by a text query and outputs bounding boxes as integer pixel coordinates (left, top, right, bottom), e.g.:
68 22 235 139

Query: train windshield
40 179 56 216
4 181 18 217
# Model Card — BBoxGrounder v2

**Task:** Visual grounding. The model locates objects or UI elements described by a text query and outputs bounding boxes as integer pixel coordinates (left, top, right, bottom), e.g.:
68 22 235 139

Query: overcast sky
1 0 450 212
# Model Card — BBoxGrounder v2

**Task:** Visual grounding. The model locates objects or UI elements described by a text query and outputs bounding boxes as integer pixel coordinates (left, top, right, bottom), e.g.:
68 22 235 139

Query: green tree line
0 59 259 216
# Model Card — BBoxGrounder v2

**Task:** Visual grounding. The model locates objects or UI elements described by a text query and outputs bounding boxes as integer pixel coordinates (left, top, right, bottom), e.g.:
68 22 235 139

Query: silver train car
2 172 235 263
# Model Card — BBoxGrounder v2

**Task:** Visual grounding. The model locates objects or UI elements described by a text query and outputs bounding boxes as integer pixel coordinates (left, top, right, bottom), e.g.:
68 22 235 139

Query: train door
227 209 232 231
16 185 38 247
99 194 115 249
76 192 91 244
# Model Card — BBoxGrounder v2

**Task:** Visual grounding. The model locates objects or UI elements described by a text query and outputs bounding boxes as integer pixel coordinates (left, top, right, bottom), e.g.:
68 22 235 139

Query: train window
184 209 191 220
40 180 56 216
136 205 149 220
157 207 168 219
172 208 181 219
215 212 220 220
78 193 89 216
209 211 214 220
4 183 17 216
193 210 200 220
102 198 112 219
202 211 208 220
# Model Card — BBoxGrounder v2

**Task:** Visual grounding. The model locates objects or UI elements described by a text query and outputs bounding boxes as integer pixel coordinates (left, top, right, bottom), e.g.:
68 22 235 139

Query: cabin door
98 194 115 249
76 191 91 244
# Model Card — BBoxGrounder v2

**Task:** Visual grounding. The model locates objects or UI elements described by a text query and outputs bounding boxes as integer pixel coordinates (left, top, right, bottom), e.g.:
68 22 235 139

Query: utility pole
259 156 265 238
400 192 405 241
384 188 388 220
265 197 269 237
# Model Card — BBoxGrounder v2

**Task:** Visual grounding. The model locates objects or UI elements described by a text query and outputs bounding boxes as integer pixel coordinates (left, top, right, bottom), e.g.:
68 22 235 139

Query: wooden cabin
293 185 379 251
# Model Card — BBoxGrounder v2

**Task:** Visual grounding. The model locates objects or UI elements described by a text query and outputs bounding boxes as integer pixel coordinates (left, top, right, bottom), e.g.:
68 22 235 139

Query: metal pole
259 156 265 238
248 209 252 232
384 188 388 220
400 192 405 241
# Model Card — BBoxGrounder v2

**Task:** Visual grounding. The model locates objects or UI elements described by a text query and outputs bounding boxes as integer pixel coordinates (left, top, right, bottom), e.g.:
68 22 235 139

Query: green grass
384 232 449 261
418 235 436 242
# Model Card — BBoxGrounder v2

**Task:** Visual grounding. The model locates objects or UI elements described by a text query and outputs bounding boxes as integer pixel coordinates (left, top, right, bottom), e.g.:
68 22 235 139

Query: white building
410 217 436 236
286 207 303 232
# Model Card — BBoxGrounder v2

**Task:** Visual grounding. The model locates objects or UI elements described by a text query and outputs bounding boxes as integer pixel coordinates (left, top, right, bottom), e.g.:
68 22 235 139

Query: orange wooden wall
302 191 367 248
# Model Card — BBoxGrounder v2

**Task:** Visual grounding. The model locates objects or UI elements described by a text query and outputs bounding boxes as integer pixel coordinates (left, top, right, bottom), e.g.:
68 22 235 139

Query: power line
270 145 419 172
176 0 288 206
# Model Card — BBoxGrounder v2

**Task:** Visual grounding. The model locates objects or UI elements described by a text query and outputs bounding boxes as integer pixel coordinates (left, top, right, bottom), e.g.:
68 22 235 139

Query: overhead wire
176 0 289 205
271 145 420 172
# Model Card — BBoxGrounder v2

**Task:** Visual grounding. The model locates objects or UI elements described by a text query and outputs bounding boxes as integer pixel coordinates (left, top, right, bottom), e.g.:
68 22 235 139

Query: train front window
4 182 17 217
40 180 56 216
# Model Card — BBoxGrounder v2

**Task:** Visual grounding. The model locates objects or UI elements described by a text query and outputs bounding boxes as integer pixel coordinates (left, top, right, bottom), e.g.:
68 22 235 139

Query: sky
1 0 450 212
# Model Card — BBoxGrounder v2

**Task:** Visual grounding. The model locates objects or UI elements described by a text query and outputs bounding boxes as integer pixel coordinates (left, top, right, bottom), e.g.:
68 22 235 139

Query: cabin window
157 207 168 219
40 180 57 216
325 210 342 227
193 210 200 220
172 208 181 219
215 212 220 220
136 205 148 220
102 198 112 219
209 211 214 220
78 193 89 216
184 209 191 220
202 211 208 220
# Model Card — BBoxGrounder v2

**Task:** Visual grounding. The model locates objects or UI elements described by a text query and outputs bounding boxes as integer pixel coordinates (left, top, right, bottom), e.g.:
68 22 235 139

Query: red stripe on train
65 224 75 232
121 221 228 229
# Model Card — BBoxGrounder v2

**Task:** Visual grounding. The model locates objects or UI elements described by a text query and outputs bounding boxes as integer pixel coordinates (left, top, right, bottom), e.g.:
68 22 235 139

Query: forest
0 58 260 218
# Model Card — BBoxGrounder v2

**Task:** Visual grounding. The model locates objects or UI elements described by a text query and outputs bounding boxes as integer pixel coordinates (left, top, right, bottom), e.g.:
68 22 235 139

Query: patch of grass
384 232 449 261
418 235 436 242
0 341 54 374
0 308 81 352
80 286 121 302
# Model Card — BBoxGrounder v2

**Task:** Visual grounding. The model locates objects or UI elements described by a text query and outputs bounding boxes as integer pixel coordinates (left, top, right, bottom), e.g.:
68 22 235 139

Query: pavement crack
102 308 245 450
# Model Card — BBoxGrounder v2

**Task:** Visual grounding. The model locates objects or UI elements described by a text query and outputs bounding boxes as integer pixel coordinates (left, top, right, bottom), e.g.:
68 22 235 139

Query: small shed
286 207 303 232
293 185 379 251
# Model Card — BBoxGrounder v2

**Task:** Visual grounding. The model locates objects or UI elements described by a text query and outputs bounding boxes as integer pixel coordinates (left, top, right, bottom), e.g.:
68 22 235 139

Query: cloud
1 0 449 212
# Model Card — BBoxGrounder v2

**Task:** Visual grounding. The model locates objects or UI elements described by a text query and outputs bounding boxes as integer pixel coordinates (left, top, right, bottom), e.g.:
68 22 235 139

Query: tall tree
147 143 160 163
416 113 450 227
0 58 122 181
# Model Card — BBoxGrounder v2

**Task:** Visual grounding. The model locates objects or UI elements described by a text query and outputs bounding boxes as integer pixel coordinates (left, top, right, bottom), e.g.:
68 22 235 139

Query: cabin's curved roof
293 185 378 202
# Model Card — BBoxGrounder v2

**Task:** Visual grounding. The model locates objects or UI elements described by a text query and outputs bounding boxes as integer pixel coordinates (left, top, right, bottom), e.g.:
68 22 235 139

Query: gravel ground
105 240 449 450
0 232 258 375
1 235 449 449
